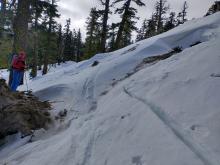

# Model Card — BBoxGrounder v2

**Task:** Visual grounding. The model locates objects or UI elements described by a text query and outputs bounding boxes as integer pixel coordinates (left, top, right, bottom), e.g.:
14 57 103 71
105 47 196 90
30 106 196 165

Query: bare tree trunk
0 0 6 31
157 0 163 33
100 0 110 53
182 1 188 23
13 0 30 52
31 0 39 78
32 27 38 77
42 0 54 75
42 30 51 75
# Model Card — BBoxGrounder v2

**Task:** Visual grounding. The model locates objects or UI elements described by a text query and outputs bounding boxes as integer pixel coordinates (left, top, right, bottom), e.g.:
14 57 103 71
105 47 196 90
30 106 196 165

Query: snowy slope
1 12 220 165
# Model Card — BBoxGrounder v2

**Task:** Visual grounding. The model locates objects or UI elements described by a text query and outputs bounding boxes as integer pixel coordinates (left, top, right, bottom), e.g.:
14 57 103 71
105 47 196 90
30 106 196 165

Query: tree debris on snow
0 79 51 139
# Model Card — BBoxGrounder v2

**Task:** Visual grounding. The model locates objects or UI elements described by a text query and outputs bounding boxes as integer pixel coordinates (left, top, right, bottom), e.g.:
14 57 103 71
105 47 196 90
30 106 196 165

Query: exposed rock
91 61 99 67
190 41 202 47
135 47 182 71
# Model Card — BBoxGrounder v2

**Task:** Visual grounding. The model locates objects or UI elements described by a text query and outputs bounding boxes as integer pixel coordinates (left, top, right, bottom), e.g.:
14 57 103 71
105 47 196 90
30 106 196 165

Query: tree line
0 0 189 77
82 0 189 58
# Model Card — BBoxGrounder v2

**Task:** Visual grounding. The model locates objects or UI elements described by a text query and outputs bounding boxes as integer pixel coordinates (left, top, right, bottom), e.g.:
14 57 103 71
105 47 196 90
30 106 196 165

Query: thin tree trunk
114 0 131 50
31 16 38 78
157 0 163 33
0 0 6 30
43 0 54 75
100 0 110 53
13 0 30 52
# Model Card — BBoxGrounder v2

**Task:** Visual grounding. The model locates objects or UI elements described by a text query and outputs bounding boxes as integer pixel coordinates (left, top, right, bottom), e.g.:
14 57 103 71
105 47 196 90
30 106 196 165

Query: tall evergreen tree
42 0 60 75
121 19 133 46
99 0 111 53
13 0 31 52
164 12 176 31
177 1 188 24
72 28 77 60
63 18 72 61
144 15 157 38
0 0 6 34
108 23 118 51
154 0 169 33
84 7 101 58
76 29 82 62
31 0 48 77
56 24 64 64
206 1 220 16
113 0 145 50
136 19 147 42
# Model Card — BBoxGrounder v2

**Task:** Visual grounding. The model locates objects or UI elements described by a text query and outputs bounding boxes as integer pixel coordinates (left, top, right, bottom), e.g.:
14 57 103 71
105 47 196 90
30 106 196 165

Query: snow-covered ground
1 12 220 165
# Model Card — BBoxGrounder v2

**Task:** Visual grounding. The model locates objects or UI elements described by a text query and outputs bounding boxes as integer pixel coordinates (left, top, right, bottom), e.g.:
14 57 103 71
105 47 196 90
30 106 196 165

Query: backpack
12 56 25 70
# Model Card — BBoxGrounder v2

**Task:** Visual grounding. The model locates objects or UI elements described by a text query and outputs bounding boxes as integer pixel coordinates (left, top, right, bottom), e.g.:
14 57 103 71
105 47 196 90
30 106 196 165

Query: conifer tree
57 24 63 64
42 0 60 75
136 19 147 42
13 0 31 52
108 23 118 51
164 12 176 31
76 29 82 62
63 18 72 61
99 0 111 53
182 1 188 22
113 0 145 50
31 0 49 77
72 28 77 61
154 0 169 33
0 0 6 34
206 1 220 16
85 8 101 58
177 1 188 24
144 15 157 38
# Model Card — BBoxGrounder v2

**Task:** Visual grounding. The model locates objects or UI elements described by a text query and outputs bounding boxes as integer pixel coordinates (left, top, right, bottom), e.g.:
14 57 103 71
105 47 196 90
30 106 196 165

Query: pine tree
84 8 101 58
108 23 118 51
72 28 77 61
42 0 60 75
154 0 169 33
76 29 82 62
121 18 134 46
13 0 31 52
164 12 176 31
0 0 6 34
56 24 64 64
177 1 188 25
136 19 147 42
144 15 157 38
99 0 111 53
206 1 220 16
113 0 145 50
63 18 72 61
30 0 48 78
181 1 188 23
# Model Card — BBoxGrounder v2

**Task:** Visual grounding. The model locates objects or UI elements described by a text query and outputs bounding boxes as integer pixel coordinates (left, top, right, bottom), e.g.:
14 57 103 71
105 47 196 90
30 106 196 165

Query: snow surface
1 12 220 165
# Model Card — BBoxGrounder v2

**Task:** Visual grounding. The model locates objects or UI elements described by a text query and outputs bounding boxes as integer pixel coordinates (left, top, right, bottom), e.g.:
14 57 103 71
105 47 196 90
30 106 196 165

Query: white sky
56 0 216 39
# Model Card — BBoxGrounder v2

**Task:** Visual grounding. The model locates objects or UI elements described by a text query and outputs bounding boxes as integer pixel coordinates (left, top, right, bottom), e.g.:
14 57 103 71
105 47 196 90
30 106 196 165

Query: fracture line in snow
81 134 95 165
123 87 220 165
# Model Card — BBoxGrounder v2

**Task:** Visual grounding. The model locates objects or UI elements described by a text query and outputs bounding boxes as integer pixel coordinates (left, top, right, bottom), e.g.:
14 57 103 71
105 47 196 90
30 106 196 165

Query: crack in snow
123 87 220 165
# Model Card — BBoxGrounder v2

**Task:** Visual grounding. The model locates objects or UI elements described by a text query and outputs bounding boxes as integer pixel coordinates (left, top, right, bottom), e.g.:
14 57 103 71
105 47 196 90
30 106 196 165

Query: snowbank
1 12 220 165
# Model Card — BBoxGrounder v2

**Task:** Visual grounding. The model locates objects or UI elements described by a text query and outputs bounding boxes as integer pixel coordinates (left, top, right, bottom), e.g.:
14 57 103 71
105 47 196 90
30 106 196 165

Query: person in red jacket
10 51 26 91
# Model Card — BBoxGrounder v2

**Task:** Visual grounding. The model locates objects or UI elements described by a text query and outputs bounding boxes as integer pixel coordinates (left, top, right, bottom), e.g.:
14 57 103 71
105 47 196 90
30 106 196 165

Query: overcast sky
57 0 216 39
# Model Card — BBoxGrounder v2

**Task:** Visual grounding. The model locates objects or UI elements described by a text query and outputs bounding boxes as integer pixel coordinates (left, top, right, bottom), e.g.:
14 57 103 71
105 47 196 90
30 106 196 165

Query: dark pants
10 69 23 91
8 68 13 87
8 69 24 86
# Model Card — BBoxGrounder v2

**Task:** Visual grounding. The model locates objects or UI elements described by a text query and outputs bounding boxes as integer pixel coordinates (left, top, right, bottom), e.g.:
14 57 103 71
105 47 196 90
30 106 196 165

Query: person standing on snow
10 51 26 91
8 52 18 87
